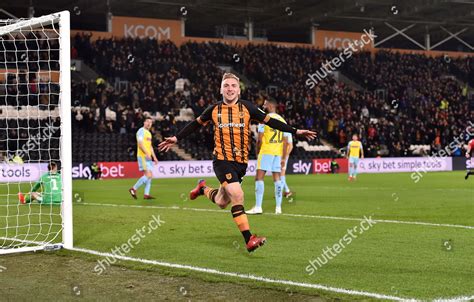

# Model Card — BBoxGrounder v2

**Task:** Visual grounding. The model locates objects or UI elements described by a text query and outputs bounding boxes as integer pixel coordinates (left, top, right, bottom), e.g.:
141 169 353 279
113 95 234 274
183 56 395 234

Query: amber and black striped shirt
196 100 271 164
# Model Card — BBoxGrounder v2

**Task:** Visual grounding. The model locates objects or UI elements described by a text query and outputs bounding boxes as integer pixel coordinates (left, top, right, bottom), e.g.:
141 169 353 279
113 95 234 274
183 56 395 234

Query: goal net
0 11 72 254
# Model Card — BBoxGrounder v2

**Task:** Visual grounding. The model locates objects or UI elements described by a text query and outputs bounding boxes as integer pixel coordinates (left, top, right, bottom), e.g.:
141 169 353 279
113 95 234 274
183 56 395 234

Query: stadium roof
1 0 474 51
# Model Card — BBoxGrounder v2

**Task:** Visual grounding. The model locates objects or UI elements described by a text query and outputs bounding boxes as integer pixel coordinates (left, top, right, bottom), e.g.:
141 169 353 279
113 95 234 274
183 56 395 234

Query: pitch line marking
70 246 413 301
4 238 472 300
79 202 474 230
433 295 474 302
71 247 473 301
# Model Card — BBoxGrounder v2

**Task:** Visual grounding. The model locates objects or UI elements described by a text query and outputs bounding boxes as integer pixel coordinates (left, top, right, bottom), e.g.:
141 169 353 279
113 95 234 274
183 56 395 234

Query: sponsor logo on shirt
218 122 245 128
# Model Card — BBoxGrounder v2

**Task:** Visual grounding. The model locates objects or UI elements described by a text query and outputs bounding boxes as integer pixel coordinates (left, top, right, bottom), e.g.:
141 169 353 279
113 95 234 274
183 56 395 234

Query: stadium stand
0 117 61 163
66 35 471 162
2 32 470 162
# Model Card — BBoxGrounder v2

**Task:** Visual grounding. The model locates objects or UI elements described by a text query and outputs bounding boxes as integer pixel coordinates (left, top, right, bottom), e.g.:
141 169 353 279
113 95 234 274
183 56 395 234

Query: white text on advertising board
325 37 358 50
124 25 171 39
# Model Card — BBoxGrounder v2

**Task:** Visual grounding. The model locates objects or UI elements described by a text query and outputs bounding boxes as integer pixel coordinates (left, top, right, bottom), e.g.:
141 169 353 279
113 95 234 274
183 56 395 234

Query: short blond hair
221 72 240 83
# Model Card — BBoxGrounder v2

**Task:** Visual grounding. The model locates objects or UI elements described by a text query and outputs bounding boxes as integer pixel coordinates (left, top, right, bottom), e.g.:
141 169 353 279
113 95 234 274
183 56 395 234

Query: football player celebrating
159 73 316 252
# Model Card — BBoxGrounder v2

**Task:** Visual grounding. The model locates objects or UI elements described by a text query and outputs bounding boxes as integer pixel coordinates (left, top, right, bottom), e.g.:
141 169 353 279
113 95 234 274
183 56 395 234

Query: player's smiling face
221 78 240 103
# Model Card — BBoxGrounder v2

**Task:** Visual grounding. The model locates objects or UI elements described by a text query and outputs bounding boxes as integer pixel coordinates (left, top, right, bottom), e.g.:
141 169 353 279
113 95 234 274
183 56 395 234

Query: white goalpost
0 11 72 254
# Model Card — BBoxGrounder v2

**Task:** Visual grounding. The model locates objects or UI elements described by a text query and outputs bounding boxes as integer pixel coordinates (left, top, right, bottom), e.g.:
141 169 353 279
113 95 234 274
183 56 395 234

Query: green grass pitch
1 171 473 300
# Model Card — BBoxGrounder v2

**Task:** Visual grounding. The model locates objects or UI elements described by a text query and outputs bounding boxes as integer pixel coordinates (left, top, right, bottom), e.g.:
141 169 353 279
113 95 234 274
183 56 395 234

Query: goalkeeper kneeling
18 162 62 205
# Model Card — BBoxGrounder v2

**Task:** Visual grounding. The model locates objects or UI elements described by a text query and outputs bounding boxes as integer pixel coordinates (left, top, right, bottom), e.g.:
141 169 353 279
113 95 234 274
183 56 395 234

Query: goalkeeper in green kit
18 162 62 205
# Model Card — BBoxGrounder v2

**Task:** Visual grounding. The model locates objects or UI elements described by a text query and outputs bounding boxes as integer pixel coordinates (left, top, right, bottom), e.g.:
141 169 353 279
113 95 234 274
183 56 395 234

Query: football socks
255 180 264 208
133 175 148 190
203 187 218 203
231 205 251 243
281 175 290 193
274 180 282 208
144 178 152 195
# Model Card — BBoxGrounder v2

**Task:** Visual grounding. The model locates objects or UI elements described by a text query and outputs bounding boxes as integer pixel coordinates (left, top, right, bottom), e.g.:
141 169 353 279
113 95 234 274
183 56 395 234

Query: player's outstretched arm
159 104 215 153
158 119 202 152
266 117 317 140
158 136 177 152
243 99 317 140
295 129 318 140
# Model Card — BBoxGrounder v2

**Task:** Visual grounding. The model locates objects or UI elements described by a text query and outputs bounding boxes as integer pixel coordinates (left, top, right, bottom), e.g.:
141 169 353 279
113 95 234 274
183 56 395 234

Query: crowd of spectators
70 33 473 158
235 44 471 156
0 33 60 107
452 56 474 87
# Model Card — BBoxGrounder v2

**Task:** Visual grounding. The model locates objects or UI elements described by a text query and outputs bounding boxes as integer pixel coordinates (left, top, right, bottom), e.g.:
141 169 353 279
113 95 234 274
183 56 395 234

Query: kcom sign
112 16 181 42
325 37 358 49
314 30 374 50
124 25 170 39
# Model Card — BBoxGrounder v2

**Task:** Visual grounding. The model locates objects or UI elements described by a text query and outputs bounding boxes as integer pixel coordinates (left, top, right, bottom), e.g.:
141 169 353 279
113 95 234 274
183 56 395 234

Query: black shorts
213 160 248 184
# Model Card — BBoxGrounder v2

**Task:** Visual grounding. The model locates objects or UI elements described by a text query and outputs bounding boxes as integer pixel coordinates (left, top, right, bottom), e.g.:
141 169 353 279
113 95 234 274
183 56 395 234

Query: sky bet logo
467 159 474 169
292 160 312 175
218 122 245 128
72 163 91 179
72 163 125 179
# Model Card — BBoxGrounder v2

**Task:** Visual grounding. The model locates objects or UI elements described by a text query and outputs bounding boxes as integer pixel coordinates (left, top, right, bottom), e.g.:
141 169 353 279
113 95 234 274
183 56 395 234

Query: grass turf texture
1 171 473 300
